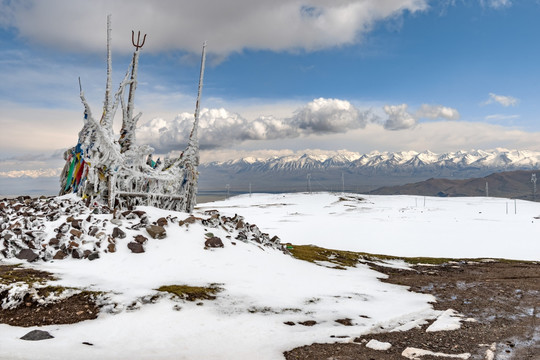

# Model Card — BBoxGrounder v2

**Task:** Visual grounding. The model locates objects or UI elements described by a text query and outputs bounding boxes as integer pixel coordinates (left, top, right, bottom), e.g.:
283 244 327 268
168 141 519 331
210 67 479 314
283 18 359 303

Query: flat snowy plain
1 193 539 359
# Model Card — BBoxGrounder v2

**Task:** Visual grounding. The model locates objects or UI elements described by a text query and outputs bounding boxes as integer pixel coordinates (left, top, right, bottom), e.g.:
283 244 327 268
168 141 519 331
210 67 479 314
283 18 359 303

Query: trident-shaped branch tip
132 30 147 50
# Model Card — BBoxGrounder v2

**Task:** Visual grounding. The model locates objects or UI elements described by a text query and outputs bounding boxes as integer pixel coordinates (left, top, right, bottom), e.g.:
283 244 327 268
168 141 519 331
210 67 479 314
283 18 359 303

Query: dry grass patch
156 284 222 301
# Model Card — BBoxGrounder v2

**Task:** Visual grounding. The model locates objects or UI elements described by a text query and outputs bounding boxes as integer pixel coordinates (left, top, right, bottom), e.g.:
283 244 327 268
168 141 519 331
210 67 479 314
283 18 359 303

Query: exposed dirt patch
0 264 99 327
0 292 99 327
284 261 540 359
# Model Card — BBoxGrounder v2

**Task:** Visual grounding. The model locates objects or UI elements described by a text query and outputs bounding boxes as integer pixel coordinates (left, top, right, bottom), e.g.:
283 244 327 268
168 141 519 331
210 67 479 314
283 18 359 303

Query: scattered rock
112 227 126 239
110 219 122 226
53 250 68 260
88 252 100 261
134 234 148 244
299 320 317 327
107 243 116 253
127 242 145 253
284 321 296 326
146 225 166 239
335 318 353 326
205 236 224 248
70 229 83 238
179 215 200 226
20 330 54 341
132 210 146 218
236 220 245 230
71 219 82 229
156 217 168 227
88 226 99 236
16 249 39 262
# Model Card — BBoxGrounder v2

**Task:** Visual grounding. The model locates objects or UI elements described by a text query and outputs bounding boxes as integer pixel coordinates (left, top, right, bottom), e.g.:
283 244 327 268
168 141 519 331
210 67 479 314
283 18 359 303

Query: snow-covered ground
1 193 539 359
201 192 540 261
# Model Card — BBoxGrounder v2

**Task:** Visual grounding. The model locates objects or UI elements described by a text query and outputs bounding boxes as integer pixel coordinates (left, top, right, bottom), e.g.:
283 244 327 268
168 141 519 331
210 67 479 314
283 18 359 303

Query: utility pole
341 172 345 194
307 174 312 194
226 184 230 199
249 183 252 197
485 181 489 197
532 174 537 201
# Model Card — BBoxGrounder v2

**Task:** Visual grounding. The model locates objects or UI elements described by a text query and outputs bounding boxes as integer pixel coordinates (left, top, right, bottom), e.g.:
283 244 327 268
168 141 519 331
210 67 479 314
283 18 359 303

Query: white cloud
480 0 512 9
484 93 519 107
485 114 519 121
383 103 460 130
292 98 368 133
383 104 417 130
0 0 428 55
138 98 370 151
415 104 460 120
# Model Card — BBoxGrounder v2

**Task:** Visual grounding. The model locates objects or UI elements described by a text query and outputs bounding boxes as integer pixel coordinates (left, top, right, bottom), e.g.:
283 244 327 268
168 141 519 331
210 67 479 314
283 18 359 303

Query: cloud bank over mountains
137 98 459 151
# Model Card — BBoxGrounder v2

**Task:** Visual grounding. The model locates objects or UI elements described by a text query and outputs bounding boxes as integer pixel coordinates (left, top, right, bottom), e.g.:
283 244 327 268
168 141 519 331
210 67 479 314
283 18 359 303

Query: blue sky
1 0 540 179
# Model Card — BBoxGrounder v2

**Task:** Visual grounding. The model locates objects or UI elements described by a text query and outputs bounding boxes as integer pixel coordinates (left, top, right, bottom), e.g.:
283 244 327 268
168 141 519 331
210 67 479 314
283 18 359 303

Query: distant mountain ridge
199 149 540 192
370 169 539 201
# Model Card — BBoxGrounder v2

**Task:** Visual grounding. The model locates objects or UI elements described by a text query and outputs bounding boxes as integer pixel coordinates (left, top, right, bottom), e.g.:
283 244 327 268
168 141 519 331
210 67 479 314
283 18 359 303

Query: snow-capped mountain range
204 149 540 172
199 149 540 192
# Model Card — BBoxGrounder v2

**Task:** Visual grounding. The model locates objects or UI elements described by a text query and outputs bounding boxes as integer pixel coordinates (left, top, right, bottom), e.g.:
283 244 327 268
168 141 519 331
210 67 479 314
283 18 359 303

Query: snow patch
366 339 392 350
402 347 471 359
426 309 463 332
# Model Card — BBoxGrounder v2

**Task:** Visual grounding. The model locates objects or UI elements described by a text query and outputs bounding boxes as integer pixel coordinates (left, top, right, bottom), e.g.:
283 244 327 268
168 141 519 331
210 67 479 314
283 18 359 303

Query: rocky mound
0 195 283 264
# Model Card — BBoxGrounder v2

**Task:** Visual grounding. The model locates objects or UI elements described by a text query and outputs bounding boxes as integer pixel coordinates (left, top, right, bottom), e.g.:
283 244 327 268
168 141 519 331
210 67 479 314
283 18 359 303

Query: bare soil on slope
284 261 540 360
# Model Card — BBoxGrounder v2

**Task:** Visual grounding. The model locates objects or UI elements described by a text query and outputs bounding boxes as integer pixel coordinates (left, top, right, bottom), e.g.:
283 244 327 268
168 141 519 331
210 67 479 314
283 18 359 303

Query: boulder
16 249 39 262
88 252 100 261
205 236 224 249
146 225 166 239
127 242 145 253
107 243 116 253
156 217 168 227
20 330 54 341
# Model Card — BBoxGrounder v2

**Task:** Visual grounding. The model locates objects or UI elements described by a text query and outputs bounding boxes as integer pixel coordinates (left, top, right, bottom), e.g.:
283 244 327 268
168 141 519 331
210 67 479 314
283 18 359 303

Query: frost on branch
59 17 206 213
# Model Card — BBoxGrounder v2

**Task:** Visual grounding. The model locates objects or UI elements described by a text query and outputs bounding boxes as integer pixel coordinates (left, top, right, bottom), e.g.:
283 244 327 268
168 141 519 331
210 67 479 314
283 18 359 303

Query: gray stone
20 330 54 341
88 252 100 261
146 225 166 239
112 227 126 239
